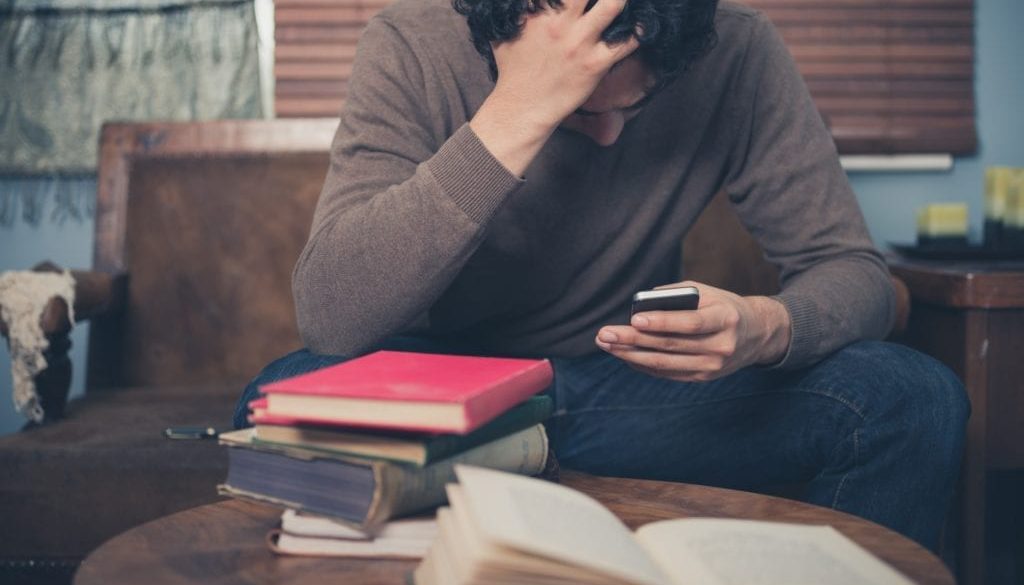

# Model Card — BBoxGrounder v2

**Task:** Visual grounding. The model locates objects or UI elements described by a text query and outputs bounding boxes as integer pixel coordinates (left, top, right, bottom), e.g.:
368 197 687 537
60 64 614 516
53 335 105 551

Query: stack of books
217 350 554 553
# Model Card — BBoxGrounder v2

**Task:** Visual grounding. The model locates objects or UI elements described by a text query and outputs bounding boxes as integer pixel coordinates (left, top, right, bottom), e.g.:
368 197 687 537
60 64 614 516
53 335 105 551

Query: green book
251 395 552 466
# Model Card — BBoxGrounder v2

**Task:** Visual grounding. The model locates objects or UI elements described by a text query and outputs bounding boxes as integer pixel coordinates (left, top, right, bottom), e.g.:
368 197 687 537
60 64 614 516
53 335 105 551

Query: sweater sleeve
292 18 522 357
723 14 895 369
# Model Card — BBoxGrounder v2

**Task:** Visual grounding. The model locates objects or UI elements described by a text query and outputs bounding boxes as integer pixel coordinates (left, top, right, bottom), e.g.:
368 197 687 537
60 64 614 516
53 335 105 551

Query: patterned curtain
0 0 263 177
0 175 94 228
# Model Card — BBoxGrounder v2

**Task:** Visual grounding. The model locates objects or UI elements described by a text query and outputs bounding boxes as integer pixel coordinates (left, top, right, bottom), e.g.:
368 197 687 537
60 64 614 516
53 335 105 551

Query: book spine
365 424 549 527
459 361 554 433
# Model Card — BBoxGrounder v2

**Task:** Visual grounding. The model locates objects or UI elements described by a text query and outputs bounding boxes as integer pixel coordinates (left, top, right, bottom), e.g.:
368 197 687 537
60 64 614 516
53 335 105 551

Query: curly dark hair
452 0 719 93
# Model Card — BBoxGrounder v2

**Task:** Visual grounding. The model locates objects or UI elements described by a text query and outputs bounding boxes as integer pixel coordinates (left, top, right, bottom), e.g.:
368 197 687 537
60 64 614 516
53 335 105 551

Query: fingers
597 34 640 63
544 0 637 66
601 346 727 382
598 326 735 356
561 0 591 16
632 305 738 336
582 0 629 35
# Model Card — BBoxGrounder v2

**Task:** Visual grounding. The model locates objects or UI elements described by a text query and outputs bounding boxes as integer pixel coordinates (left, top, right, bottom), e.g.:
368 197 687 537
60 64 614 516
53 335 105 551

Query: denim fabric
233 339 968 551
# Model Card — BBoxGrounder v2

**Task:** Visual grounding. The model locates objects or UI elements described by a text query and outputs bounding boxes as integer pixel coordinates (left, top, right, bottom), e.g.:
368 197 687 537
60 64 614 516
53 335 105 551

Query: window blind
274 0 977 155
274 0 389 117
744 0 976 154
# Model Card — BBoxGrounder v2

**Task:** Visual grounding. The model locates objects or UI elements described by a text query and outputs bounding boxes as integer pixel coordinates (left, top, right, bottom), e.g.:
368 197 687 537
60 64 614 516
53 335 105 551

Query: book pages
269 529 434 558
454 465 670 585
281 509 437 540
446 485 627 585
635 518 915 585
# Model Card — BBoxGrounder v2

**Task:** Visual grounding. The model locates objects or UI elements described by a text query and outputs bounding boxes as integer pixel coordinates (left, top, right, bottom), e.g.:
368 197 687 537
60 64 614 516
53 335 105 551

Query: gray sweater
293 0 895 368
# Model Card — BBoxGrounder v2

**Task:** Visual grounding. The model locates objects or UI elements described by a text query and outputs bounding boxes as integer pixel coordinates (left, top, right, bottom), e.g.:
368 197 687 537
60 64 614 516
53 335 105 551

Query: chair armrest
0 263 127 424
5 262 127 338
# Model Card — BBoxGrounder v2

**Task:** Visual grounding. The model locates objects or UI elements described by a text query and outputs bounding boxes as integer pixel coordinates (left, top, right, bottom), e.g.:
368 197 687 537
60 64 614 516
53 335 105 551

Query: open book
414 466 915 585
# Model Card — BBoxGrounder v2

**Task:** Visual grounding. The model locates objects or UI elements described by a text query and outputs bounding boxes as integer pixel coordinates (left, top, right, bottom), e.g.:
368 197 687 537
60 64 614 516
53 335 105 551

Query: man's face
559 55 655 147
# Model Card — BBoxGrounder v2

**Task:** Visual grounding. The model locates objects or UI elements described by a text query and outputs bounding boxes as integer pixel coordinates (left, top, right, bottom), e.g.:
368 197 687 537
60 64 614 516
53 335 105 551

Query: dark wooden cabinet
888 257 1024 585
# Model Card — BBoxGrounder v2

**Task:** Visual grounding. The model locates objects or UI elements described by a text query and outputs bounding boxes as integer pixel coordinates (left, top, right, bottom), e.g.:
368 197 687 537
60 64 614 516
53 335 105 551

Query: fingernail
632 315 649 327
598 330 618 343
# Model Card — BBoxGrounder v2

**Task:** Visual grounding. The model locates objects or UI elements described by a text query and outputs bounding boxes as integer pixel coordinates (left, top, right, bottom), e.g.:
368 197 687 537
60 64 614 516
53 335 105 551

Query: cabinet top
887 255 1024 309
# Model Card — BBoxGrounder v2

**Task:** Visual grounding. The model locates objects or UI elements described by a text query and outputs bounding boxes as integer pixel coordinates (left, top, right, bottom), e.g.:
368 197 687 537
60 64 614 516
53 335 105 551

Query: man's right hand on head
469 0 639 177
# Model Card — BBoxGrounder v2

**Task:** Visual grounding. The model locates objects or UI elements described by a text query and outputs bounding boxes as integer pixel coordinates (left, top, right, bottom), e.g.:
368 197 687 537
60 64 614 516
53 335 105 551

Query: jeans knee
853 341 969 463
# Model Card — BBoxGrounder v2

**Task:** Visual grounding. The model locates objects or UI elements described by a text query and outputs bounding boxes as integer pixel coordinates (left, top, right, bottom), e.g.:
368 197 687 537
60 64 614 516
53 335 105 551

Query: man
235 0 968 550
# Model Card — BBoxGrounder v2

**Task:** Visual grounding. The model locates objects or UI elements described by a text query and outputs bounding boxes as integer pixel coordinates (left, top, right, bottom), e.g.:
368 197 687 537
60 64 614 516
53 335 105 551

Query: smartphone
631 286 700 316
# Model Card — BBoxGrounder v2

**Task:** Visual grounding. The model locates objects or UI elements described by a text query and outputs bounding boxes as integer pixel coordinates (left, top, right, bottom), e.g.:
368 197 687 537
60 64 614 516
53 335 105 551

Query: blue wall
0 178 94 435
1 0 1022 436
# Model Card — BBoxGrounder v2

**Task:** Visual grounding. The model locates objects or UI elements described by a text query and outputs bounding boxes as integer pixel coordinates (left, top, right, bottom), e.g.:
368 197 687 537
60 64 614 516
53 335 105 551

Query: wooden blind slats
276 63 355 80
765 8 972 26
745 0 972 8
277 7 386 24
780 26 972 44
276 25 364 44
805 78 970 95
747 0 976 154
275 1 976 154
815 97 973 115
789 44 972 61
798 62 972 78
274 0 376 117
276 44 359 60
274 0 392 6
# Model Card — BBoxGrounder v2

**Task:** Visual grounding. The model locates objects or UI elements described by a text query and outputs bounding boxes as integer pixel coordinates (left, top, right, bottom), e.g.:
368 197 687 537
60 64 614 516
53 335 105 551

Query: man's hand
470 0 639 176
595 282 793 382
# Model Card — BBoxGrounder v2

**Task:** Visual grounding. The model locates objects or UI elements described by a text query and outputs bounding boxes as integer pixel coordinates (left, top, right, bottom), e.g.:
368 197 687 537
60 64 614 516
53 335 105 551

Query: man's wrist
469 90 561 177
748 295 792 365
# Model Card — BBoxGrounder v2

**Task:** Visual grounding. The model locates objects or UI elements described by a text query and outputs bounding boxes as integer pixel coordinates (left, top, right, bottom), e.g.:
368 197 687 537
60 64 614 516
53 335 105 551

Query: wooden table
75 471 953 585
888 257 1024 585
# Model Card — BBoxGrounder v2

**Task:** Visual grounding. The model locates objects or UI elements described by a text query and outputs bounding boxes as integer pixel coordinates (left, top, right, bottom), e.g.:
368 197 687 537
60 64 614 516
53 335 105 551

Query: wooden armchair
0 118 908 584
0 119 335 582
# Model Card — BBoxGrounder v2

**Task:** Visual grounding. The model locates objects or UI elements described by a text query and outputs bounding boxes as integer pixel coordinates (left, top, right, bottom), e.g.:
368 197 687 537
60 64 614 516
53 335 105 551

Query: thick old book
217 424 548 529
252 395 552 466
259 351 553 434
414 466 915 585
267 509 437 559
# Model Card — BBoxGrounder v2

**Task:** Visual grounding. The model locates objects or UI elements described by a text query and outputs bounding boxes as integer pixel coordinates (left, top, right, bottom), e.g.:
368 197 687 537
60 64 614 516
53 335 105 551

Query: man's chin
559 122 623 147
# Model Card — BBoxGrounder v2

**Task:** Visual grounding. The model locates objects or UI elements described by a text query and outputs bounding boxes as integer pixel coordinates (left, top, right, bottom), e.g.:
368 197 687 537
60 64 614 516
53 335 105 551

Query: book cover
252 395 553 466
217 424 548 529
260 351 554 434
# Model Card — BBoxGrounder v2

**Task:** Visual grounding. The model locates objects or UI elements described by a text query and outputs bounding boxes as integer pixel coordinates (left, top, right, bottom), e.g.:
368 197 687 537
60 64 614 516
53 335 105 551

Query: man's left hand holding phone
596 281 792 382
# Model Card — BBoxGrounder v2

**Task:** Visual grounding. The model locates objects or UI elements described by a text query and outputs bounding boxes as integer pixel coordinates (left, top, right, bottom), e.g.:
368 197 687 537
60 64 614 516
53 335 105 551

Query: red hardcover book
260 351 553 434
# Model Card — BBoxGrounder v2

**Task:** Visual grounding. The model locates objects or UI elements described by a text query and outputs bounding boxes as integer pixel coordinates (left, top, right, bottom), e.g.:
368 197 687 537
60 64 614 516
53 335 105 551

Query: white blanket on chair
0 270 75 423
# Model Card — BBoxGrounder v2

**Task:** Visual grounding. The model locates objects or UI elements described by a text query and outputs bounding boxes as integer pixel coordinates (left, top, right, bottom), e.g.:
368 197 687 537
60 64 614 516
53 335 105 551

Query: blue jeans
233 339 968 551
